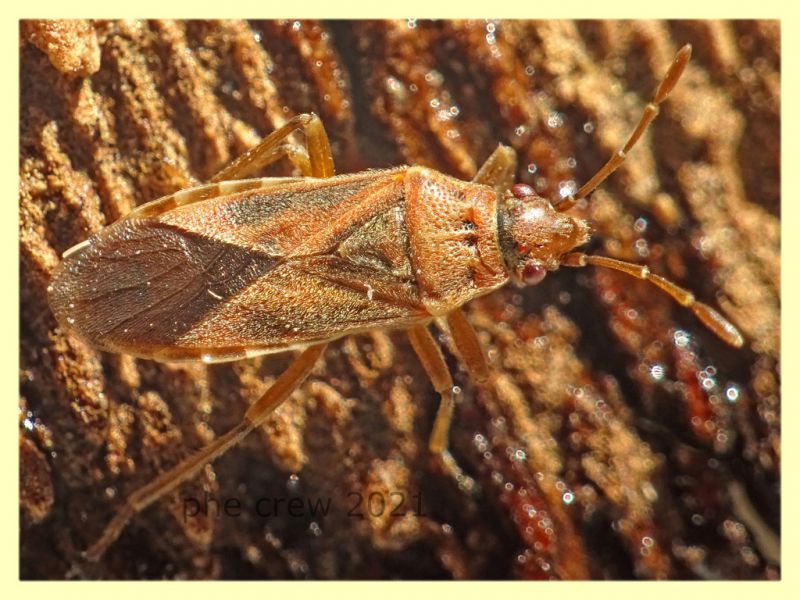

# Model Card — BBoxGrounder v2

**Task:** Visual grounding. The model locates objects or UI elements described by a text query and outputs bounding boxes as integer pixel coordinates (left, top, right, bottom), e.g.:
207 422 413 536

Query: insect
47 43 743 562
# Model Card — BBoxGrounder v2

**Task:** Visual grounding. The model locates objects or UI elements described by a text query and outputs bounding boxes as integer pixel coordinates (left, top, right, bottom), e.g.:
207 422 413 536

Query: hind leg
85 343 328 561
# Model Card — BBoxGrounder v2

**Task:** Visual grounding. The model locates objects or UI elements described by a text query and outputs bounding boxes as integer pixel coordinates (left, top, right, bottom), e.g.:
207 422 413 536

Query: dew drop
558 180 577 199
649 364 665 381
725 385 740 402
547 112 564 128
674 330 690 347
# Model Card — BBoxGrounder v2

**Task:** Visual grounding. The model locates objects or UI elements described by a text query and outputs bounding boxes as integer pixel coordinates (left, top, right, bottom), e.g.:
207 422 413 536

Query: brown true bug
47 43 743 562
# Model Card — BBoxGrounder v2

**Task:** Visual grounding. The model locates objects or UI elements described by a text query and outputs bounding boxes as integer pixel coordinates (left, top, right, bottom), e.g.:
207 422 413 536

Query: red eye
511 183 535 199
521 263 547 285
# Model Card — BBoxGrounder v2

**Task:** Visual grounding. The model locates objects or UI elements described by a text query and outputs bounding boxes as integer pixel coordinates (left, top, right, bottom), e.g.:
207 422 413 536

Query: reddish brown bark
20 20 779 579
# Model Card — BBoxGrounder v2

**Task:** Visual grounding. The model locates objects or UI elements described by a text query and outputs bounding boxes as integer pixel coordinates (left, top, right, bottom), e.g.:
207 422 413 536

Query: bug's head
498 183 590 287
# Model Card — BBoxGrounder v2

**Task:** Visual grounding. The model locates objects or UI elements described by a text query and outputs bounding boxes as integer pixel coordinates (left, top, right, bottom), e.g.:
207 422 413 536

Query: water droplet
725 385 740 402
674 330 690 347
547 111 564 128
558 180 577 199
650 364 665 381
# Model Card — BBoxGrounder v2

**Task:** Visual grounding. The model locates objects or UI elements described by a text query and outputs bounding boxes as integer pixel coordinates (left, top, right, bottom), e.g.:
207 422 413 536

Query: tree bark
20 19 780 579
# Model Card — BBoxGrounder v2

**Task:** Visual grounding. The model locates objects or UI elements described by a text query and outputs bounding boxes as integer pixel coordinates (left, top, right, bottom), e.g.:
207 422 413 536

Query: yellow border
5 0 792 594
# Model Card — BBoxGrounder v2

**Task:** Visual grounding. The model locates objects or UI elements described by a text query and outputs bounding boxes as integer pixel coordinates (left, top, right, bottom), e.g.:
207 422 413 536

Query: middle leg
444 309 490 384
407 325 476 492
210 113 335 182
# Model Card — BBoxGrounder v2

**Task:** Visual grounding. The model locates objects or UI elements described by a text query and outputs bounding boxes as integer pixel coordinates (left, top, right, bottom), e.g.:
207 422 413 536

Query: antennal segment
562 252 743 348
556 44 692 213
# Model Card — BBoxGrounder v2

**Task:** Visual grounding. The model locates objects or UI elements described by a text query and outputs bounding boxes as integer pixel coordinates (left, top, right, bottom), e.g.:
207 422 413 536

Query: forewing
173 256 428 356
49 170 427 362
157 168 407 257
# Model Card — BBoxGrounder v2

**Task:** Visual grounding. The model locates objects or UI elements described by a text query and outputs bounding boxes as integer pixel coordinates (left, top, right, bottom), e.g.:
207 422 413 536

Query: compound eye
521 263 547 285
511 183 536 199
